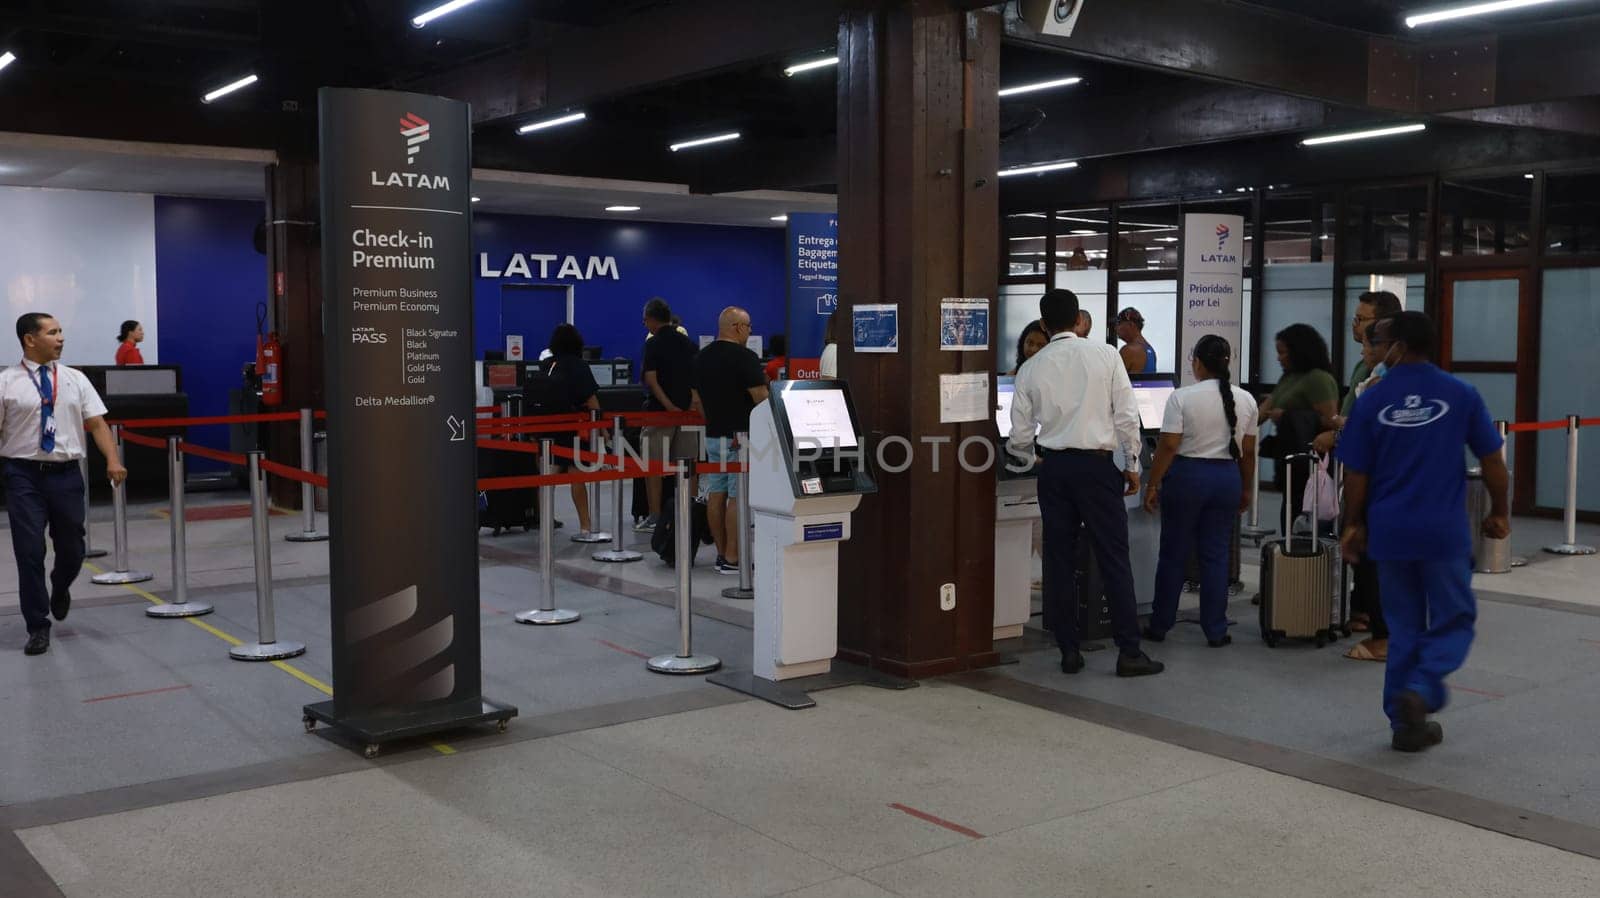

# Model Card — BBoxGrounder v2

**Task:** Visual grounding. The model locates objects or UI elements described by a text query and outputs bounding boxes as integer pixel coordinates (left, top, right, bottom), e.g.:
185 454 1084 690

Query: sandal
1343 639 1387 662
1348 613 1370 633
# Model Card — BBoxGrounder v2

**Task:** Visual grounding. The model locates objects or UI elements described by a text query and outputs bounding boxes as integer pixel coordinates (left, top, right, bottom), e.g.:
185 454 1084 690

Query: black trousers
1351 555 1388 639
5 461 86 635
1037 451 1142 655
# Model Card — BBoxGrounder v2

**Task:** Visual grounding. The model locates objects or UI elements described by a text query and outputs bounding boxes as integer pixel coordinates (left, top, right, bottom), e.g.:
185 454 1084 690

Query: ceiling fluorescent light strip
518 112 586 134
1405 0 1568 28
784 57 839 77
412 0 485 28
0 51 15 73
1301 123 1425 146
605 206 641 212
998 160 1078 177
997 76 1082 97
202 73 259 103
670 132 741 152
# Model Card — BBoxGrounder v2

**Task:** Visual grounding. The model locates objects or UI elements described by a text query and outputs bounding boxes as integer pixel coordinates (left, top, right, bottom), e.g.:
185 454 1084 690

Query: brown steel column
835 2 1001 678
264 159 325 507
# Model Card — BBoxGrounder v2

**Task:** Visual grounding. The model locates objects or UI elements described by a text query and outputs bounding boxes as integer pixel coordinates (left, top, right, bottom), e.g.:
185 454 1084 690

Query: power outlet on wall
939 583 956 612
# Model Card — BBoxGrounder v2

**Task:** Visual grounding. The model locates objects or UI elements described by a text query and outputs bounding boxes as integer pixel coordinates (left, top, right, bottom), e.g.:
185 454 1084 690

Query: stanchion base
84 548 109 559
1511 555 1529 568
708 660 916 710
647 653 722 675
592 549 643 563
302 697 518 759
231 640 307 661
514 608 581 625
571 531 612 544
146 601 214 618
1544 543 1597 556
91 569 154 585
286 531 330 543
720 586 754 600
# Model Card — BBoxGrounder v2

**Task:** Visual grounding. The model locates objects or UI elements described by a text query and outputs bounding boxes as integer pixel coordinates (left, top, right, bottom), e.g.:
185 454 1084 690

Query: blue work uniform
1336 363 1502 731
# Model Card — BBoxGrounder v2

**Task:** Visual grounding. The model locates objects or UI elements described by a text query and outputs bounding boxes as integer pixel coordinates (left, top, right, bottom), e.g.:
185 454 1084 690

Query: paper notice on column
939 372 990 423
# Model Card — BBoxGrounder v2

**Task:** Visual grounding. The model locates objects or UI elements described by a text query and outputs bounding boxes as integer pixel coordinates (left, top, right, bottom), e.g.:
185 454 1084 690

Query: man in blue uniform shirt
1337 311 1509 752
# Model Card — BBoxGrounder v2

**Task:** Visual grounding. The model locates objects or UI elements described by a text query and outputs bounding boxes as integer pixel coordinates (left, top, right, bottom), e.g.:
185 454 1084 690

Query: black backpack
652 480 714 567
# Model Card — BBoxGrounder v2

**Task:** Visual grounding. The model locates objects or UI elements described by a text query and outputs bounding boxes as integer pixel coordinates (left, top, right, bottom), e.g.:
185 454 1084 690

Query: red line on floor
888 803 984 839
1581 639 1600 647
479 603 508 616
595 639 650 660
83 684 192 704
1453 685 1505 699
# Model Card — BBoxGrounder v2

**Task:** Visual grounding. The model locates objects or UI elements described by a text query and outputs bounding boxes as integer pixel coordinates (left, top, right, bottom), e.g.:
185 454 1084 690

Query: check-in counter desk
77 365 188 501
748 380 876 682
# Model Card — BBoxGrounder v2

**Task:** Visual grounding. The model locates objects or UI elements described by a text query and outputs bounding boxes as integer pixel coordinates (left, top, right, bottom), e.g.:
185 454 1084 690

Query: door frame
498 282 575 332
1437 267 1538 513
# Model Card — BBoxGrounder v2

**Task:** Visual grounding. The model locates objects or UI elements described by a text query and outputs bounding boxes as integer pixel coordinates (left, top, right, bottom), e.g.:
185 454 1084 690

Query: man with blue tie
2 314 126 655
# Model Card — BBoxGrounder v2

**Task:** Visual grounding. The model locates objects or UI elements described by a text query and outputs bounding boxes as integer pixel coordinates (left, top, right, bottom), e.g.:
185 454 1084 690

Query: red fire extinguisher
256 303 283 407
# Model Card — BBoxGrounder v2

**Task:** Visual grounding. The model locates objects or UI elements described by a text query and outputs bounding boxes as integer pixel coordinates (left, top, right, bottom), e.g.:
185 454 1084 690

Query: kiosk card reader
994 376 1041 640
748 380 877 680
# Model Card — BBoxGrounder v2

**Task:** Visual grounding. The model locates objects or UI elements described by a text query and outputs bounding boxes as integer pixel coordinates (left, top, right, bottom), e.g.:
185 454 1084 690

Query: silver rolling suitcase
1258 451 1343 647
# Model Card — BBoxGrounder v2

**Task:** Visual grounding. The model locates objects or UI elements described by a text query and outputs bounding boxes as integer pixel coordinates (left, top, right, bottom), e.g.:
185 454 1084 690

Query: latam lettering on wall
477 253 620 281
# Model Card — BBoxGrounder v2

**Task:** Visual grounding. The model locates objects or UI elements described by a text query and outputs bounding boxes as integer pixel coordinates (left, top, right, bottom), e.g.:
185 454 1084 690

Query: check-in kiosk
994 376 1040 640
748 380 877 681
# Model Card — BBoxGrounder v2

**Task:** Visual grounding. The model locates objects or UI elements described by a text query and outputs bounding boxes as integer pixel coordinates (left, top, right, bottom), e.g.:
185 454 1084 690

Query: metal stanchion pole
231 451 306 660
1545 415 1596 555
79 457 107 558
1240 432 1271 544
572 409 611 543
593 415 641 563
517 439 581 625
286 407 328 542
91 425 153 585
649 458 721 674
721 434 754 600
146 436 212 617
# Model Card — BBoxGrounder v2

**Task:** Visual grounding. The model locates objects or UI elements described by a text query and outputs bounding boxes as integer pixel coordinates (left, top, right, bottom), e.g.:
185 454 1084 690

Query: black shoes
51 585 71 622
1141 626 1166 643
1207 634 1233 648
1116 651 1165 678
1391 689 1445 753
1060 650 1085 674
24 631 49 655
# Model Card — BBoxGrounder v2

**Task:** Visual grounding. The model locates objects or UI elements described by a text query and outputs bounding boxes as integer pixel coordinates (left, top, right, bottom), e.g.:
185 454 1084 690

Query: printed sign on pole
1179 213 1245 385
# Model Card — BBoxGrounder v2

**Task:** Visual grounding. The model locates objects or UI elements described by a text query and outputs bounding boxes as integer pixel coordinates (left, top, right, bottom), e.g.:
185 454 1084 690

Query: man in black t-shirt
692 306 769 576
637 297 699 532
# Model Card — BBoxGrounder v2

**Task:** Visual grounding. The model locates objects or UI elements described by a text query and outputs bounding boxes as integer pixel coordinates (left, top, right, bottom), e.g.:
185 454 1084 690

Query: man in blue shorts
1337 311 1510 752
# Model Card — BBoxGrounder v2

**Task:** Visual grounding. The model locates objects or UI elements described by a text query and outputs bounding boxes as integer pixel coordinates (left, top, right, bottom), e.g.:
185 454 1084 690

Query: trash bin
1467 466 1510 574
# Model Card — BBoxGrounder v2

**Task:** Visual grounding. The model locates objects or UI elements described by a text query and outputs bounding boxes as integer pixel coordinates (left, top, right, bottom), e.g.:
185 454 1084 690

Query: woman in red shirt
115 320 145 365
763 334 787 382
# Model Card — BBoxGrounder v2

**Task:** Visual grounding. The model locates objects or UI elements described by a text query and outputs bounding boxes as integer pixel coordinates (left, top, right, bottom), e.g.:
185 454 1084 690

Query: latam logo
400 113 430 165
1216 223 1230 250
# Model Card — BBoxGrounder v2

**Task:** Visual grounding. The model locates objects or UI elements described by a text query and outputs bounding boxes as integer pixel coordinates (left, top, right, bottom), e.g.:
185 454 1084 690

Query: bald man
1073 310 1093 339
691 306 770 576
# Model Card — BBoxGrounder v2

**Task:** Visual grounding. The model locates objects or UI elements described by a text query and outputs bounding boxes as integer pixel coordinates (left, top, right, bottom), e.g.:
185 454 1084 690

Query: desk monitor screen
589 362 616 387
783 388 859 450
995 376 1015 436
1131 379 1176 430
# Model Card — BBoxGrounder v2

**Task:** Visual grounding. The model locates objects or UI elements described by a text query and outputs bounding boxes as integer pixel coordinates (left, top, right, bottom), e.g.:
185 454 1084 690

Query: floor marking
595 638 650 660
1581 638 1600 647
82 562 454 756
888 803 984 839
83 684 192 704
1453 685 1505 699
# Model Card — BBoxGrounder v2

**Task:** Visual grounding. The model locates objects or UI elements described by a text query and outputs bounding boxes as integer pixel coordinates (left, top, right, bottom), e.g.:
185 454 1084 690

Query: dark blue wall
471 213 786 363
154 196 266 471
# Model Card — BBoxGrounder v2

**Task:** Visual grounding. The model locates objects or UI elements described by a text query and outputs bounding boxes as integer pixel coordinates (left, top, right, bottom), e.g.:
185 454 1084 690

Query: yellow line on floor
83 562 455 756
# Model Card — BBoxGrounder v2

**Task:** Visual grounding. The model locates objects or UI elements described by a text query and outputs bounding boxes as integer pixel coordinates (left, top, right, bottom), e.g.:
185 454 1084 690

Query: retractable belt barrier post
79 457 107 559
648 457 721 675
146 435 212 618
285 407 328 543
1240 433 1271 544
593 415 642 563
721 433 754 600
91 425 153 585
231 451 306 660
516 439 581 626
572 408 611 544
1545 415 1596 556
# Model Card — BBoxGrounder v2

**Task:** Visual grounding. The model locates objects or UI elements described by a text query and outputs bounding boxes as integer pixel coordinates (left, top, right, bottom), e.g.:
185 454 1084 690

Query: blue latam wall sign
785 212 839 359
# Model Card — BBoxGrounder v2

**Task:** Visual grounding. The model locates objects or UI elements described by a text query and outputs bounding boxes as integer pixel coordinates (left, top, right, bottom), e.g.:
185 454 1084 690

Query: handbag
1301 452 1339 524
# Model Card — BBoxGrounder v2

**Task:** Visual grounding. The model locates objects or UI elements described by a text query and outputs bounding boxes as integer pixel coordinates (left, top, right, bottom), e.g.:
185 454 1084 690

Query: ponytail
117 320 139 343
1194 334 1239 459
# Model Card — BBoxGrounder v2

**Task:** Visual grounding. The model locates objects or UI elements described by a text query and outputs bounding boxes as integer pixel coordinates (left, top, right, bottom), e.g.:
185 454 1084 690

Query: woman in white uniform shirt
1141 335 1258 647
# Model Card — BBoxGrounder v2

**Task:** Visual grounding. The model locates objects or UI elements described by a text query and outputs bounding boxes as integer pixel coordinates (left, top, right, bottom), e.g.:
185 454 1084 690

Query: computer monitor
581 345 602 361
1130 378 1177 431
589 361 616 388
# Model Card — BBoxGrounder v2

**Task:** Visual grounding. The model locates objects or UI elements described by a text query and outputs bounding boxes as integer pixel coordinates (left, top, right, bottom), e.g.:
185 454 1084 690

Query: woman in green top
1258 324 1339 431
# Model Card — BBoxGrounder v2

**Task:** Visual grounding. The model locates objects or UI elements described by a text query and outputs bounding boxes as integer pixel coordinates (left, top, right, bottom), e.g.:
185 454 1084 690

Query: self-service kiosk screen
1131 380 1176 430
996 378 1015 435
784 389 860 450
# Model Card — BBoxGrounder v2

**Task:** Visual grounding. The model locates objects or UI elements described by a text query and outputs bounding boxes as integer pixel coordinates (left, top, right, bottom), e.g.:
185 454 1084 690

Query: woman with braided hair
1142 335 1259 647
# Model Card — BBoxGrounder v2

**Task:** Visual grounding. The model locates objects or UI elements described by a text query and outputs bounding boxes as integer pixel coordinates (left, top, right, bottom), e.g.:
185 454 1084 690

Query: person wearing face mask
1312 291 1402 456
1141 335 1258 647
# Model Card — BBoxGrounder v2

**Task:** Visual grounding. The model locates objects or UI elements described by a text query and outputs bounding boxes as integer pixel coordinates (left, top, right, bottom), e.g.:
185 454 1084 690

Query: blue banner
785 212 838 360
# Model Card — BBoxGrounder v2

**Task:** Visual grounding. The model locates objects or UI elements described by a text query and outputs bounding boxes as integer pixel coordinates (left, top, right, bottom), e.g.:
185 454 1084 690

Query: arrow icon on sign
447 415 466 442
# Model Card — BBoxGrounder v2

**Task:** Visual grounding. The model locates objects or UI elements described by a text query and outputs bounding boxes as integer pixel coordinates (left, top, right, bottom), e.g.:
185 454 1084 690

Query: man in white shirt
1009 290 1163 678
2 314 126 655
